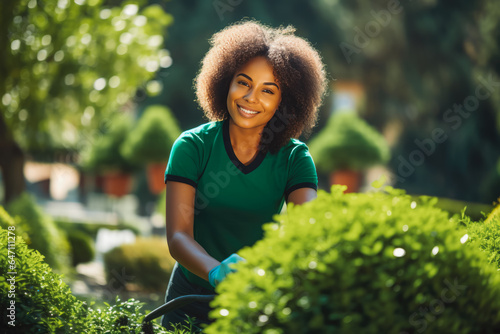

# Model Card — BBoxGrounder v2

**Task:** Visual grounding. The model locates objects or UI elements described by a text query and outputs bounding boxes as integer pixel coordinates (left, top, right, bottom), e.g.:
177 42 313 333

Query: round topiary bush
80 112 139 173
308 112 390 173
66 229 96 266
205 186 500 334
121 105 181 164
103 237 176 292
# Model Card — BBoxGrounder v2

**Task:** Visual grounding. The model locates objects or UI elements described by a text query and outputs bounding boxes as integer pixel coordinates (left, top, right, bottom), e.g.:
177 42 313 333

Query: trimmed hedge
103 237 176 292
0 224 188 333
0 227 87 332
463 204 500 270
5 193 71 273
0 206 30 243
206 186 500 334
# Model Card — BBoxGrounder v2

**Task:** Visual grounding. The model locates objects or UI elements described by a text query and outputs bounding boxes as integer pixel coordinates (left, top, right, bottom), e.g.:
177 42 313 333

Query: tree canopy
1 0 172 155
0 0 172 202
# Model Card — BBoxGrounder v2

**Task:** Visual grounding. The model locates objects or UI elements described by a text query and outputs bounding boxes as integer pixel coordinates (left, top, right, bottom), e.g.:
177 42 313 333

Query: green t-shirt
164 119 317 290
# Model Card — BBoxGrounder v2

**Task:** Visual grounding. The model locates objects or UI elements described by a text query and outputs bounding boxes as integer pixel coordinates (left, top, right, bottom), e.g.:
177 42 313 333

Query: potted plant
121 105 181 194
308 111 390 192
81 113 139 197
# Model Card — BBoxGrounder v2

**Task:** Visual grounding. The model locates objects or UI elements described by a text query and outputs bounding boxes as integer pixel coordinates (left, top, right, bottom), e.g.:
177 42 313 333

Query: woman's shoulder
178 120 224 143
280 138 310 154
271 138 312 164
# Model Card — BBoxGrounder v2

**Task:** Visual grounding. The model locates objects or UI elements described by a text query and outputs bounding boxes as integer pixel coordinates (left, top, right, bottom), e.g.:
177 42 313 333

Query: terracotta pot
329 170 362 193
147 162 167 195
102 172 133 197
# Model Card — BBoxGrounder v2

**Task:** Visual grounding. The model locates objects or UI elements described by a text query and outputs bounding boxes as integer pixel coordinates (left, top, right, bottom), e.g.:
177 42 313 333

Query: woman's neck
228 119 264 165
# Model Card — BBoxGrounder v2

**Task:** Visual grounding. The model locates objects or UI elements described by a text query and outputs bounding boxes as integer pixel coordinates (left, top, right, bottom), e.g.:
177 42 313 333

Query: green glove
208 253 245 287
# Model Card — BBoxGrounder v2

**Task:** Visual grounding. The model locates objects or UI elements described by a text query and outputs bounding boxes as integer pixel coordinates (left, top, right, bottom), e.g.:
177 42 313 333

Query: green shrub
0 206 16 229
85 297 199 333
485 203 500 224
206 186 500 334
432 196 494 222
0 226 88 332
55 220 142 240
0 206 30 244
308 112 390 172
66 229 95 266
156 189 166 217
103 237 175 292
121 105 181 164
80 112 139 173
0 216 186 333
85 297 177 334
462 205 500 270
6 193 71 273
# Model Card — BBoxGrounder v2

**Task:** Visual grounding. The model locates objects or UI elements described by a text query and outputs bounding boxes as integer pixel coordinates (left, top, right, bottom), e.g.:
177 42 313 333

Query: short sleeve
285 143 318 199
164 133 203 188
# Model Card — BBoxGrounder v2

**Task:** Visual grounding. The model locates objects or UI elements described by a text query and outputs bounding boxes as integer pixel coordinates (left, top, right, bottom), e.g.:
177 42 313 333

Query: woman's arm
165 181 220 281
287 187 317 205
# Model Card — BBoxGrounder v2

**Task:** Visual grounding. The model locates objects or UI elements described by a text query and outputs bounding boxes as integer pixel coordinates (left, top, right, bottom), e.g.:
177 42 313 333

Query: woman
161 20 327 330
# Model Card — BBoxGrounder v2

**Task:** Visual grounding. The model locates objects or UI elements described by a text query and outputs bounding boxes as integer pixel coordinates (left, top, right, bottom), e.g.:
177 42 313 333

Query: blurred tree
0 0 172 203
308 0 500 202
476 0 500 201
304 0 500 201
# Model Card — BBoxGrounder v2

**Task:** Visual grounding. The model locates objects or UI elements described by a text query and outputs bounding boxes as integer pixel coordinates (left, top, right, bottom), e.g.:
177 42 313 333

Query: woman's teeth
239 106 258 115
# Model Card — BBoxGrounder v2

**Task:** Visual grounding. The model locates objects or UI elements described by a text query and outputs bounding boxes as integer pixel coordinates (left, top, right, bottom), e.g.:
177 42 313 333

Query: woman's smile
237 104 260 117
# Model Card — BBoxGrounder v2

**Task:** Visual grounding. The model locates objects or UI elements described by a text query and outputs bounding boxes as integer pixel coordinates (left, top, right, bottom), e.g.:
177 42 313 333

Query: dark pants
161 263 214 331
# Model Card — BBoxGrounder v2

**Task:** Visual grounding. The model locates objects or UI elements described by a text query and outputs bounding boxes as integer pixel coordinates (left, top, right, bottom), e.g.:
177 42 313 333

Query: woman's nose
244 88 258 103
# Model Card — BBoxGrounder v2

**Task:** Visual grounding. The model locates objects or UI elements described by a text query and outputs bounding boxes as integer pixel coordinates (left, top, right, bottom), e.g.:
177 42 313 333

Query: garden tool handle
143 294 216 323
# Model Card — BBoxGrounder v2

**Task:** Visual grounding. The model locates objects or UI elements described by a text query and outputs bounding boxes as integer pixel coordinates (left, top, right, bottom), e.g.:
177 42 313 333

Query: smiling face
226 56 282 132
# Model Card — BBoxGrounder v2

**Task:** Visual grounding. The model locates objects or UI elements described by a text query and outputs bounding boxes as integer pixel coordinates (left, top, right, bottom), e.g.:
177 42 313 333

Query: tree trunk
0 113 25 204
0 0 24 204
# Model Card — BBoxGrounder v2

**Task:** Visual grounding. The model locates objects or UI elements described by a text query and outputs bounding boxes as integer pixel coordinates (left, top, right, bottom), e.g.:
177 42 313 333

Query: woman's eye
237 80 249 87
263 89 274 95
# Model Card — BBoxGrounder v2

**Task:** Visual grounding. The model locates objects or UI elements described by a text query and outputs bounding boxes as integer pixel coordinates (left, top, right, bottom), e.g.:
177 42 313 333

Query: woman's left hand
208 253 246 287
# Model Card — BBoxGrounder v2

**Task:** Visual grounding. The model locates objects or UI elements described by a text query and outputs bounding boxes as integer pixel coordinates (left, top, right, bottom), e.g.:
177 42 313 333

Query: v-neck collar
223 119 266 174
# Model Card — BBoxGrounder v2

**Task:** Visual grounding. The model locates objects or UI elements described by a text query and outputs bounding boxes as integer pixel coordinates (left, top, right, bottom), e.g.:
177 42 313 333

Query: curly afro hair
195 20 328 154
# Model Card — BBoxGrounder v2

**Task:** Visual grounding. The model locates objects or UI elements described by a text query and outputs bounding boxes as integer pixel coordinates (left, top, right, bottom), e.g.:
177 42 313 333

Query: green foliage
56 219 141 240
206 186 500 334
85 297 170 334
308 112 390 172
0 206 16 229
81 112 139 173
485 203 500 224
0 226 88 332
66 229 95 266
0 225 183 333
6 193 71 273
85 297 205 333
0 206 30 243
122 105 182 164
103 237 175 292
156 189 166 216
430 196 493 222
0 0 173 155
462 206 500 270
